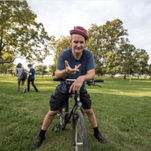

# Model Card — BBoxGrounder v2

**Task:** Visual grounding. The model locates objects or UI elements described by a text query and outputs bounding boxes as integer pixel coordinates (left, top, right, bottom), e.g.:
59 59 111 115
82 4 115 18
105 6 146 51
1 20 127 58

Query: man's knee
48 110 58 117
85 109 94 116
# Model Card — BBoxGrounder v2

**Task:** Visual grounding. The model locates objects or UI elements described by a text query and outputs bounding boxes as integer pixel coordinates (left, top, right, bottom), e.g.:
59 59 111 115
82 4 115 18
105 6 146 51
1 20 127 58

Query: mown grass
0 75 151 151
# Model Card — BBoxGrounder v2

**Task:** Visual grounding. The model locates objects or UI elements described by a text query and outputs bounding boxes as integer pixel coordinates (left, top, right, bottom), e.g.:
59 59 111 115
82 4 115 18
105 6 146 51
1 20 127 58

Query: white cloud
24 0 151 66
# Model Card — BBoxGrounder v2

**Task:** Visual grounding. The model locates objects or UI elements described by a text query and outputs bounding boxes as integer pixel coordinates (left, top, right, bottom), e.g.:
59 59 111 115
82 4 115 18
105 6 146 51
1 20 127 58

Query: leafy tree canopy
0 0 50 64
47 19 150 77
35 64 47 77
0 61 15 74
48 35 71 68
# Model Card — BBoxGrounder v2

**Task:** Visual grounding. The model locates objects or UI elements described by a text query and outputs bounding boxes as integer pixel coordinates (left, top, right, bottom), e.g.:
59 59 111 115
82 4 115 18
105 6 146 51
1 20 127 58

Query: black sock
38 129 46 138
93 127 100 136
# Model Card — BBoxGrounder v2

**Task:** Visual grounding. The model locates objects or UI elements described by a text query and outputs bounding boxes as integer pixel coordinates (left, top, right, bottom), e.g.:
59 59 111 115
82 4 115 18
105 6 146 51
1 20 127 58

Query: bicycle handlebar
53 78 66 81
53 78 104 82
53 78 104 87
92 79 104 82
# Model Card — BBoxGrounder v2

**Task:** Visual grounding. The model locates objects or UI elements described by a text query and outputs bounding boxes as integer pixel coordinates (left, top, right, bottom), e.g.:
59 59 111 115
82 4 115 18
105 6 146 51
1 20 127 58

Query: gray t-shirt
15 68 24 79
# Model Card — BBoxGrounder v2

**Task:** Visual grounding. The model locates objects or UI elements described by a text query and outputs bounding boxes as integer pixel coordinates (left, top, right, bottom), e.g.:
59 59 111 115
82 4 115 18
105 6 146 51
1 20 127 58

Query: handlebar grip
53 78 65 81
94 79 104 82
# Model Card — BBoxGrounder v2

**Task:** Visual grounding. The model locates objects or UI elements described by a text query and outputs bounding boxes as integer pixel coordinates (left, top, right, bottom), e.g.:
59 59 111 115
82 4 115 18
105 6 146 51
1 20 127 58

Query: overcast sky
20 0 151 66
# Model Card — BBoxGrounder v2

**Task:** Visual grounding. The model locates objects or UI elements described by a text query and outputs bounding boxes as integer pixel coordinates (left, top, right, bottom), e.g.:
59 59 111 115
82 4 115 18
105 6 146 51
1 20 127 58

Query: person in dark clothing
31 26 107 149
26 64 38 92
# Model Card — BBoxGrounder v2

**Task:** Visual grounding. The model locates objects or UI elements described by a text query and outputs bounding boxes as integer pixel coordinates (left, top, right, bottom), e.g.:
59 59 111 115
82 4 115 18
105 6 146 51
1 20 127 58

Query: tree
48 36 71 68
0 0 50 64
116 37 149 81
35 64 47 77
48 64 56 76
0 62 15 74
137 49 149 76
118 41 138 81
147 64 151 79
87 19 128 75
103 51 120 78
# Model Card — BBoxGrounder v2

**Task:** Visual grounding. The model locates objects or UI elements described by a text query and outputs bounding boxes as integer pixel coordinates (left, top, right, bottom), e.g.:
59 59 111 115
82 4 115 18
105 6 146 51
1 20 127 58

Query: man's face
70 34 86 54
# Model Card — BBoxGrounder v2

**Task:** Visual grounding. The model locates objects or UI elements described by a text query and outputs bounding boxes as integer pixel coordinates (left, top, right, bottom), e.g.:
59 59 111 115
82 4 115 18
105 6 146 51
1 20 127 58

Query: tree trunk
137 75 139 79
110 72 114 78
123 74 126 79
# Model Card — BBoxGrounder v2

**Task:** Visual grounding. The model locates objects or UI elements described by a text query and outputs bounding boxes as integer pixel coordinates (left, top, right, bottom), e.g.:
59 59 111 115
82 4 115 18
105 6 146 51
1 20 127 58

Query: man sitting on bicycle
32 26 107 149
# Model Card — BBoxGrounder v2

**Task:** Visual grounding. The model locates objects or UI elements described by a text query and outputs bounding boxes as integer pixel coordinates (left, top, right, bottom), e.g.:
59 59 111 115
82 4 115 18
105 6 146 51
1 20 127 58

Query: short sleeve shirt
15 68 24 79
56 48 95 93
28 68 35 80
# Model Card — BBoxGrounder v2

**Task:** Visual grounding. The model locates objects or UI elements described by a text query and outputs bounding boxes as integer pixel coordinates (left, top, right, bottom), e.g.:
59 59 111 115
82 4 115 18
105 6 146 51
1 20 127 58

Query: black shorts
49 89 92 111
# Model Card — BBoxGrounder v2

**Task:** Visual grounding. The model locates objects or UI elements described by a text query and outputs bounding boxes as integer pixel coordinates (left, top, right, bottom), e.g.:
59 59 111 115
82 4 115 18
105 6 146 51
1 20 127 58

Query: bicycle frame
53 78 104 151
63 91 85 128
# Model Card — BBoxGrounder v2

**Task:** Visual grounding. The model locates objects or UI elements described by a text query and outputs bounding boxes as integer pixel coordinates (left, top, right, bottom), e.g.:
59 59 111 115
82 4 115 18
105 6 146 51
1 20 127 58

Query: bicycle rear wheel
73 111 89 151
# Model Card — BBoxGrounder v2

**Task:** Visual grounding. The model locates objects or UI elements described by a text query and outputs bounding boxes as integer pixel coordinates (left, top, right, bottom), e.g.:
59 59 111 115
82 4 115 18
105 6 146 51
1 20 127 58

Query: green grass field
0 75 151 151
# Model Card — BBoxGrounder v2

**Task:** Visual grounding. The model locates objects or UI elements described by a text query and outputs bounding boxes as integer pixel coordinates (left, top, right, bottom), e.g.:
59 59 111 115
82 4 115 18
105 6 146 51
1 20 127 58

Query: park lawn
0 75 151 151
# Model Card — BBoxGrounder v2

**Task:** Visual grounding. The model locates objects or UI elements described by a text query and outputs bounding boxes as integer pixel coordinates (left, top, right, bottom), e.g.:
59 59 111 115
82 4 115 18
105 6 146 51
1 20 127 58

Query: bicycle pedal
52 125 61 133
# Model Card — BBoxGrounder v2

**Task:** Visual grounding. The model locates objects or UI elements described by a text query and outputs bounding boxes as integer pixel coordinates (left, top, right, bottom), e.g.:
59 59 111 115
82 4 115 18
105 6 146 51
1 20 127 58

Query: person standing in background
26 64 38 92
15 63 26 93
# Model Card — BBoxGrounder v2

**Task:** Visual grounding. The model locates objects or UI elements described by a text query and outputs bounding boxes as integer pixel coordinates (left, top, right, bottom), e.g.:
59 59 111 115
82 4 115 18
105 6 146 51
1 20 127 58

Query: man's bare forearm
80 69 95 82
55 69 69 78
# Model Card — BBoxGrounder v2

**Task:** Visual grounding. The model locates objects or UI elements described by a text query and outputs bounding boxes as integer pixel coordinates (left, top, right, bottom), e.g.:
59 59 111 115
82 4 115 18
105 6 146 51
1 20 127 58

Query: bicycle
52 78 104 151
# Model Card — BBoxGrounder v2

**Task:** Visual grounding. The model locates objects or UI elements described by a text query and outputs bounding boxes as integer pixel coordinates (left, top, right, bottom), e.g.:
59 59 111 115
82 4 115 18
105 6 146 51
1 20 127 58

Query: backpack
20 69 27 80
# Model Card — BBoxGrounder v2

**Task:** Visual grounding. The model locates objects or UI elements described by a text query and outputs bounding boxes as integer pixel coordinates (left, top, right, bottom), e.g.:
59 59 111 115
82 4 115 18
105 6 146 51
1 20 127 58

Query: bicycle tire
73 111 89 151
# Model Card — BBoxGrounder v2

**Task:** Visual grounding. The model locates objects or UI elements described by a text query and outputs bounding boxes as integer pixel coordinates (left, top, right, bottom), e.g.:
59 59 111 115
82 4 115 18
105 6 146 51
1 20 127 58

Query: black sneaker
94 133 107 143
31 136 45 149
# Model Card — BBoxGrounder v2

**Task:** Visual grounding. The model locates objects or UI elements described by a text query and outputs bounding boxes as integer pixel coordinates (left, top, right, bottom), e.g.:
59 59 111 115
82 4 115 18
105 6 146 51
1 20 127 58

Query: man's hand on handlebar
53 78 104 93
69 76 85 93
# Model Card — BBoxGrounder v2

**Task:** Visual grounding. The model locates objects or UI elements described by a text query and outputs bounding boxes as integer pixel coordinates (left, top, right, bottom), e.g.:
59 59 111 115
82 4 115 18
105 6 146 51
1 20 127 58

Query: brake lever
92 83 102 88
88 83 102 88
94 84 102 88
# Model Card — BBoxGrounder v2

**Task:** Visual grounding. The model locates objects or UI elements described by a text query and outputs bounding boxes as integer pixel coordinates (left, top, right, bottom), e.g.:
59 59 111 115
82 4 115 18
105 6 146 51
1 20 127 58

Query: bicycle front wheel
73 110 89 151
